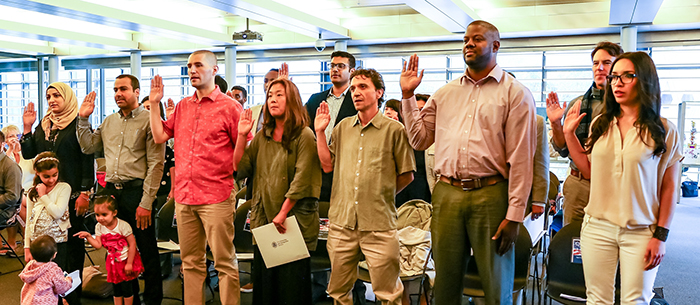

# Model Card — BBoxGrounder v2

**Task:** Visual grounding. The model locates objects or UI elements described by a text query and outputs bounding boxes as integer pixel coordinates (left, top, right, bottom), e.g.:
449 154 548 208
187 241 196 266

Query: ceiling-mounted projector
233 18 262 42
233 30 262 42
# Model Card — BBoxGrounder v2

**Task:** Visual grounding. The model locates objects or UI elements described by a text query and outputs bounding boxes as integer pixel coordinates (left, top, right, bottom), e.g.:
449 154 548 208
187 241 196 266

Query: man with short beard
400 20 536 304
77 74 165 305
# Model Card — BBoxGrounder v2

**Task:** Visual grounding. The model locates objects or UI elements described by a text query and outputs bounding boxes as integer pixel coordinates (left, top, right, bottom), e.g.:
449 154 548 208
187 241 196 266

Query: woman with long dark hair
563 52 682 304
21 82 95 305
233 78 322 305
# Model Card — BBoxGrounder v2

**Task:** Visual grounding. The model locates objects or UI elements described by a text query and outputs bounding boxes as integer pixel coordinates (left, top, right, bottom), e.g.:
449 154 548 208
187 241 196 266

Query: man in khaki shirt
77 74 165 304
316 68 415 305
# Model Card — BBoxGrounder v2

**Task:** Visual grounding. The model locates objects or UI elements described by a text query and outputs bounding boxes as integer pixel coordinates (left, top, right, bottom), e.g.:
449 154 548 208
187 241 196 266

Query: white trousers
580 215 658 305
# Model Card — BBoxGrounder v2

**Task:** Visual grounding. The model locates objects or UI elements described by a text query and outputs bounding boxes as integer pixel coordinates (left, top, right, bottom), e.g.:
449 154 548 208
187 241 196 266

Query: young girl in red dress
74 195 144 305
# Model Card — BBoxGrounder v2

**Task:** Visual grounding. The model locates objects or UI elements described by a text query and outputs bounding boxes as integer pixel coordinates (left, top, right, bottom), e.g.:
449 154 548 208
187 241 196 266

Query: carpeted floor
2 198 699 305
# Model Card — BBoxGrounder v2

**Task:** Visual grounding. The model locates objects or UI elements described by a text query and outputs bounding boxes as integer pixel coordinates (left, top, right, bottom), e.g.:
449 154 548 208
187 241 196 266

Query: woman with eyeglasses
21 82 95 305
563 52 682 304
233 78 322 305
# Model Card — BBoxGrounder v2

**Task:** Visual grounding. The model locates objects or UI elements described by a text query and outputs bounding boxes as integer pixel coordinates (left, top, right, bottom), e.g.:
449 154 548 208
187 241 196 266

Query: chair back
155 198 178 243
235 186 246 209
546 220 586 301
463 223 532 296
233 200 254 254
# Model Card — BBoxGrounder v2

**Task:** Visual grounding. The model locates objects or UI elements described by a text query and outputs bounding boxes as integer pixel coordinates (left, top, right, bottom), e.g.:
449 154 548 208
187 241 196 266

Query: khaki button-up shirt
329 112 416 231
77 106 165 210
236 127 322 250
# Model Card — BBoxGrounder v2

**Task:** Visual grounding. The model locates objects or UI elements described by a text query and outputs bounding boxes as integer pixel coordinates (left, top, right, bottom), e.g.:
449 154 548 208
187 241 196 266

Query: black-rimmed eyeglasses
606 73 637 84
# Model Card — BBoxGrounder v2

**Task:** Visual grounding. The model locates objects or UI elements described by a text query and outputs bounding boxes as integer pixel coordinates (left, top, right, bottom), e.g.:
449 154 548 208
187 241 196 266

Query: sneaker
240 283 253 293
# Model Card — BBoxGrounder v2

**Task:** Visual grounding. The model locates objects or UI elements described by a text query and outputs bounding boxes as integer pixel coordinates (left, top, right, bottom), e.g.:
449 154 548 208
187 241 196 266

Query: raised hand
278 62 289 80
150 75 164 103
165 98 175 119
238 108 254 136
400 54 424 99
23 102 37 134
315 101 331 134
79 91 97 118
563 100 586 135
546 92 567 126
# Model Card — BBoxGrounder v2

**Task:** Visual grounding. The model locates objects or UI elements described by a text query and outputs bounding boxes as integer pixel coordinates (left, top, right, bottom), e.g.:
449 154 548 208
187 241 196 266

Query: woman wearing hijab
21 82 95 305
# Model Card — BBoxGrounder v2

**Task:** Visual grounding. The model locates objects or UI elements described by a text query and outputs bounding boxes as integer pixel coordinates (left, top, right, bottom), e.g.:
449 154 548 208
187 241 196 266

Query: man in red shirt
148 50 247 305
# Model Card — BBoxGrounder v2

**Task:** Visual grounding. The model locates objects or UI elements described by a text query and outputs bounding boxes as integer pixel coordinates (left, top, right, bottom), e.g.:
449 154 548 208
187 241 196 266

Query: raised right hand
79 91 97 118
23 102 37 133
165 98 175 119
400 54 424 99
150 75 164 103
546 91 567 126
563 100 586 135
315 101 331 134
238 108 254 136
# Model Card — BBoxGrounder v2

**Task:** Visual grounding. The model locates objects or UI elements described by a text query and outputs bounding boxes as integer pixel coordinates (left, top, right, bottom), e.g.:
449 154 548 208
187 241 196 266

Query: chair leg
0 231 24 271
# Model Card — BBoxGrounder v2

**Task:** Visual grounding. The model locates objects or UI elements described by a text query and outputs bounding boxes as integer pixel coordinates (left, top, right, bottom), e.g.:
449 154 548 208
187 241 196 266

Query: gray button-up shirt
76 106 165 210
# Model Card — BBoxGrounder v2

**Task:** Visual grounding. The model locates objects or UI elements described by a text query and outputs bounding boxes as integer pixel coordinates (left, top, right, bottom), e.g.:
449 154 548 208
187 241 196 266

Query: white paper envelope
251 215 310 268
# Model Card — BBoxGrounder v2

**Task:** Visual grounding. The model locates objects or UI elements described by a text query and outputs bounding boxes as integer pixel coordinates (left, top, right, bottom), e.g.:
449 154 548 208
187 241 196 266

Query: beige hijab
41 82 78 140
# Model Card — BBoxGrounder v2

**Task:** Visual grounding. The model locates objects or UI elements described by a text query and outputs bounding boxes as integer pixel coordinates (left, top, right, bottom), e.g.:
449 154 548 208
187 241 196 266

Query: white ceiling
0 0 698 57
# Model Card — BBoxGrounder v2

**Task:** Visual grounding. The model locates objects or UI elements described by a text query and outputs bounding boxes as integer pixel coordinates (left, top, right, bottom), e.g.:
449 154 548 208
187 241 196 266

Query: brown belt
439 175 506 191
570 169 589 181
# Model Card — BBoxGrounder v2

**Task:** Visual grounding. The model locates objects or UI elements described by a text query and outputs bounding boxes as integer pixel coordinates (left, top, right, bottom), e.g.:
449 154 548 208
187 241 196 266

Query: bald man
149 50 249 305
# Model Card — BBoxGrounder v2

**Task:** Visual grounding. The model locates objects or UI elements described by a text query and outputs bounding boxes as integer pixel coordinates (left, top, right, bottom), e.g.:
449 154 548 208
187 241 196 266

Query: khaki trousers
176 192 240 305
580 215 658 305
563 174 590 226
327 223 403 305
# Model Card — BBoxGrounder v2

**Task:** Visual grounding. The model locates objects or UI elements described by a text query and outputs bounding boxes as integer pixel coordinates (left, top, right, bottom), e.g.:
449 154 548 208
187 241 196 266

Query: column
37 58 45 115
48 56 59 84
621 26 638 52
130 50 142 80
225 45 237 86
334 40 347 51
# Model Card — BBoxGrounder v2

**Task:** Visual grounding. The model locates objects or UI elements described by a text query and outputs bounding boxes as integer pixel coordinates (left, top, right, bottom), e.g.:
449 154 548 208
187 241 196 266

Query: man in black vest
546 41 623 225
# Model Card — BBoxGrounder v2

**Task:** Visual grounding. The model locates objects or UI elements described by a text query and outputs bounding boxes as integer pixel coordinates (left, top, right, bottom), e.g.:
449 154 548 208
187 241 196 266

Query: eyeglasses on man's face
329 63 347 70
606 73 637 85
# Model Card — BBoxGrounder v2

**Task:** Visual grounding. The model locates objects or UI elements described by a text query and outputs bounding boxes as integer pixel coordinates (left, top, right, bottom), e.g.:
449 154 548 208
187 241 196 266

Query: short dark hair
591 41 623 59
116 74 140 91
384 99 403 123
350 68 385 106
331 51 356 69
0 130 4 143
231 85 247 99
140 96 165 120
215 75 228 93
269 68 279 73
30 235 57 263
415 94 430 102
468 20 500 41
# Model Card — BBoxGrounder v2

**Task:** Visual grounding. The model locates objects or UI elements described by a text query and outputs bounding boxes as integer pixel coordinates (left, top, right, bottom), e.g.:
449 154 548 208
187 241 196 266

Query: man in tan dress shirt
317 68 415 305
400 20 536 305
77 74 165 304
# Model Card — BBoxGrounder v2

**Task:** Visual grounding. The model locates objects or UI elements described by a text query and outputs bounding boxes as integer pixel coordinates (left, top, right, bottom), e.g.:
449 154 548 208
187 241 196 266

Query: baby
18 235 73 305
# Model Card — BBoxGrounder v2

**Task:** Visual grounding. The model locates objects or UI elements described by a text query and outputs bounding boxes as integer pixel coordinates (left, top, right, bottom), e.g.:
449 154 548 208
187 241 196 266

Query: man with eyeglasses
305 51 362 303
77 74 165 305
546 41 623 226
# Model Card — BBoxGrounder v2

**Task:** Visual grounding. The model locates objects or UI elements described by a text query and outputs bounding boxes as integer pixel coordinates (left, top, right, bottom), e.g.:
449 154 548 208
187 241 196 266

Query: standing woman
563 52 683 304
21 82 95 305
234 78 322 305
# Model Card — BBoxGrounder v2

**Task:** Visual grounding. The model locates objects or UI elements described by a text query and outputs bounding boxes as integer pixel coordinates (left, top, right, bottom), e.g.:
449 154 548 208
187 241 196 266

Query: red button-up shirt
163 87 249 205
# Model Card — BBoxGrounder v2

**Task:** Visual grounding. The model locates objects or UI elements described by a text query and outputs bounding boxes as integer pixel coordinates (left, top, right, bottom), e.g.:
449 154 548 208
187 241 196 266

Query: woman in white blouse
563 51 683 304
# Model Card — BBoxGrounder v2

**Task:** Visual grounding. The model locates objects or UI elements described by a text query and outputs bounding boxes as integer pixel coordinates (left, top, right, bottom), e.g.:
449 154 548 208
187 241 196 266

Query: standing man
306 51 358 205
229 85 247 108
317 68 415 305
400 20 536 304
148 50 246 305
546 41 623 225
76 74 165 305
